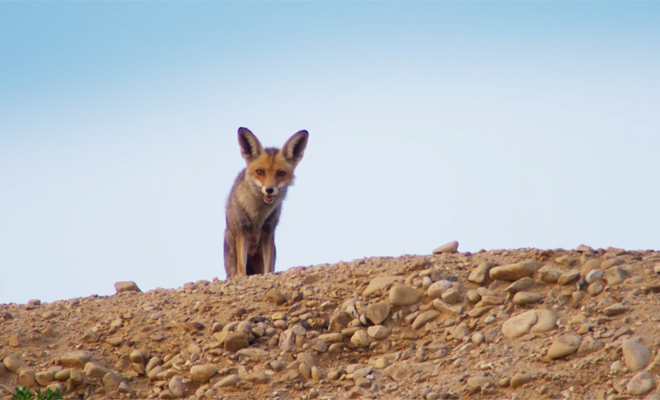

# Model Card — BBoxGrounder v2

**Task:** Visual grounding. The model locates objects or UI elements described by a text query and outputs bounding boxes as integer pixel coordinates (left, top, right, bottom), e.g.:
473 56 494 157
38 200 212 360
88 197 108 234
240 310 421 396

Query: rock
118 382 134 394
367 325 390 339
432 299 463 315
547 334 582 359
383 362 435 382
318 333 344 343
363 276 400 297
158 389 177 399
576 244 593 252
605 266 627 286
114 281 141 293
265 288 287 305
102 372 120 391
169 376 185 398
603 303 629 316
504 277 534 294
441 288 460 304
389 284 424 306
580 258 603 275
627 372 654 395
537 265 562 283
510 373 532 388
215 374 241 387
61 351 92 369
224 332 249 352
190 365 218 383
466 376 493 391
512 291 543 305
351 330 369 347
84 362 109 378
236 348 269 358
489 261 541 281
502 309 557 338
622 340 650 371
82 330 100 343
602 257 626 270
412 310 440 330
40 326 55 337
35 370 56 386
244 371 268 383
146 357 162 372
588 280 605 295
468 262 492 284
365 302 390 325
3 355 28 372
375 358 389 369
585 269 604 283
577 337 605 355
129 350 146 364
19 368 38 388
54 369 71 380
427 280 452 299
42 310 57 319
432 240 458 254
328 310 353 332
558 270 580 285
451 323 471 341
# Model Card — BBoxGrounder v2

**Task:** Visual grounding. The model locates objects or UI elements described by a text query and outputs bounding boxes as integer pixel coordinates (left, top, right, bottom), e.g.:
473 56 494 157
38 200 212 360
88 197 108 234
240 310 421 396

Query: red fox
224 127 309 278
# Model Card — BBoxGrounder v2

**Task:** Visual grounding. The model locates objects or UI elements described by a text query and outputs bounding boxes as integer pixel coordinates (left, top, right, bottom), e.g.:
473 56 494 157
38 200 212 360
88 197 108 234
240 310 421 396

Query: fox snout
262 186 279 204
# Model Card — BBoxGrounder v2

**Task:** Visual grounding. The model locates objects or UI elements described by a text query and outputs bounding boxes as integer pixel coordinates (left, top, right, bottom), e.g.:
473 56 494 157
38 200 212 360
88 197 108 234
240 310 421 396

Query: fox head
237 127 309 204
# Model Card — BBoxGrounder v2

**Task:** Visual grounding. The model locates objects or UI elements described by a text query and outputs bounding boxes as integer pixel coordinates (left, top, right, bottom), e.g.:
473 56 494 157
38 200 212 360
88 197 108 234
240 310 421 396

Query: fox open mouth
264 194 275 204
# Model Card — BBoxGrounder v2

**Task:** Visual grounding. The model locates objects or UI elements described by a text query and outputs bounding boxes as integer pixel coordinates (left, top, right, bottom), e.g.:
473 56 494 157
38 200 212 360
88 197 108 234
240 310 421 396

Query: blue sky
1 2 659 304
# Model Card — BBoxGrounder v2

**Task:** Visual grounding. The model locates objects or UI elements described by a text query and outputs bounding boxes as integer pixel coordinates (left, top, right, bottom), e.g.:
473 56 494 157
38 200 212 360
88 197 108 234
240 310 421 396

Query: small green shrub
12 387 63 400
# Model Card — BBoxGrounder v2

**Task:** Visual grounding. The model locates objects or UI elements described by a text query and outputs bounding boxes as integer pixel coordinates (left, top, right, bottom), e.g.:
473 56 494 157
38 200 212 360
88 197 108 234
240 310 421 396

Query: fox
224 127 309 279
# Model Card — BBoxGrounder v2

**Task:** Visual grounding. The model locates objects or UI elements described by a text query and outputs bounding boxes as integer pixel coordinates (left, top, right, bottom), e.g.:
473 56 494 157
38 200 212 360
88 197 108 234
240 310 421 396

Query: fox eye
277 171 286 177
256 169 265 176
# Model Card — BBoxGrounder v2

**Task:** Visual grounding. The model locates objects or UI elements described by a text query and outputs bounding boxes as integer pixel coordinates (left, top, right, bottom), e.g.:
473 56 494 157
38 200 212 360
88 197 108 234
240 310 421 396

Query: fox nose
265 188 274 194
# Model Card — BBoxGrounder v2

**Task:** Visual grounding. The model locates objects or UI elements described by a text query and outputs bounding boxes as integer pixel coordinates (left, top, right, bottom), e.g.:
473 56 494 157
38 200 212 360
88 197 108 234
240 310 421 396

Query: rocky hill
2 244 660 400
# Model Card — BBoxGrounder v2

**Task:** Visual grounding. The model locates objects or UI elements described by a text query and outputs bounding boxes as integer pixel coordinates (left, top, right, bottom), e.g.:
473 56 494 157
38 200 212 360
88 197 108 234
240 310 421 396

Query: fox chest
244 233 263 255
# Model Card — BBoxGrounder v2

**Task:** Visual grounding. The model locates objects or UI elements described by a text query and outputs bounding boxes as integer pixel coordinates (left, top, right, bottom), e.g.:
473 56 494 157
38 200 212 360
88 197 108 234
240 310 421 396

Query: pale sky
1 2 659 305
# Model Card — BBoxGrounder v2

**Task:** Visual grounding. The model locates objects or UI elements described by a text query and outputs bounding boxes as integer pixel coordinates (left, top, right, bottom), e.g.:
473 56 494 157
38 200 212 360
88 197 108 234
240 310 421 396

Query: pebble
367 325 390 339
365 302 390 325
504 277 534 294
627 372 654 395
432 240 459 254
489 261 541 281
351 330 370 347
468 262 493 284
412 310 440 330
501 309 557 338
547 334 582 359
265 289 287 305
389 284 424 306
622 339 650 371
215 374 241 387
512 291 543 305
427 280 452 299
510 373 532 388
114 281 142 293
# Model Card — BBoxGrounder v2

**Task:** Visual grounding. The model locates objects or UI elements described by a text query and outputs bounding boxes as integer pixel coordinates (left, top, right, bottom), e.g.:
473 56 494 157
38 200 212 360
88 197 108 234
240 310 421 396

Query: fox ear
281 130 309 165
237 127 263 161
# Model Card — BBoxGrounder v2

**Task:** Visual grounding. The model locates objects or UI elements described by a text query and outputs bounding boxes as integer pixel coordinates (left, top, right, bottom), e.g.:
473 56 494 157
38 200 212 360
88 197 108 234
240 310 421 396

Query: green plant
12 387 63 400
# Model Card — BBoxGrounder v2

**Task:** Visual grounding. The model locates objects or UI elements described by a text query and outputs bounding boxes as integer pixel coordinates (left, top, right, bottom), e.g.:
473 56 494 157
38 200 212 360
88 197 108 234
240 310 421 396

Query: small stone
130 350 146 364
224 332 249 352
318 333 344 343
427 280 452 299
558 270 580 285
367 325 390 339
510 373 532 388
466 290 481 302
84 362 109 378
547 334 582 359
351 330 369 347
471 333 484 345
265 288 287 305
489 261 541 281
412 310 440 330
432 240 458 254
622 339 650 371
363 276 400 297
585 269 604 283
103 372 120 391
441 288 461 304
365 302 390 325
389 284 424 306
512 291 543 305
468 262 493 284
114 281 141 293
190 365 218 383
375 357 389 369
504 277 534 294
41 326 55 337
61 351 91 369
8 335 20 347
627 371 654 395
215 374 241 387
82 330 100 343
603 303 629 316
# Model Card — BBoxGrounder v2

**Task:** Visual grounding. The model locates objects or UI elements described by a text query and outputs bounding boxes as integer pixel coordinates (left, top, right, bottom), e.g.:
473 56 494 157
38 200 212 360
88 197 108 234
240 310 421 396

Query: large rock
432 241 458 254
190 365 217 383
363 276 400 297
489 261 541 281
84 362 109 378
389 284 424 306
502 309 557 338
427 280 452 299
224 332 249 352
61 351 92 369
627 372 654 396
468 262 492 284
3 355 28 373
114 281 141 294
412 310 440 330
